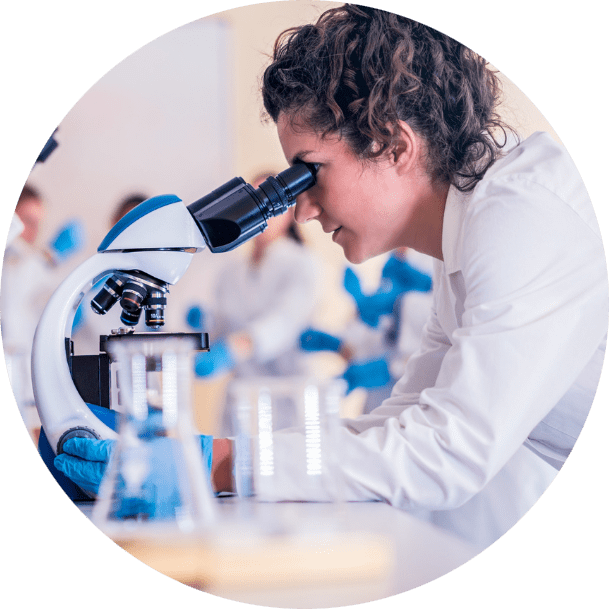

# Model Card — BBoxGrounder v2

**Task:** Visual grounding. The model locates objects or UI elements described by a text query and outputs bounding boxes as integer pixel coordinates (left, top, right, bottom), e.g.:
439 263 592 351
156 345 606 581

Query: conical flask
91 334 216 536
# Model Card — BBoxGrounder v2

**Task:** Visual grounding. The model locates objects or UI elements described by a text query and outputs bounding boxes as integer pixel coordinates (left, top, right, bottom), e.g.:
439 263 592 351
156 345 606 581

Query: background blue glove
343 267 364 301
54 434 214 516
344 268 393 327
344 259 432 328
342 358 391 393
186 304 206 331
382 253 432 293
344 266 399 327
48 219 85 262
355 289 402 327
194 340 235 377
300 328 342 352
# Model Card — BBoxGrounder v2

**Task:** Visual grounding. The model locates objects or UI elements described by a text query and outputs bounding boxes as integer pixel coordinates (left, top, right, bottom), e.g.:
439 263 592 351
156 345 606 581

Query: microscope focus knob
56 426 101 455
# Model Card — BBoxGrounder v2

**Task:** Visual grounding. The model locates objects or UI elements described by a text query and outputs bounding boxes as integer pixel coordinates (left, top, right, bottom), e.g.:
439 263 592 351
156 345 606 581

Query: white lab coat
1 237 60 403
259 133 607 535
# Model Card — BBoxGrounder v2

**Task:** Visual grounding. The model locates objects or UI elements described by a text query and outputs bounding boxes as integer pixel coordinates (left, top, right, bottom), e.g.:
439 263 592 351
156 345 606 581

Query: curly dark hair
262 4 514 192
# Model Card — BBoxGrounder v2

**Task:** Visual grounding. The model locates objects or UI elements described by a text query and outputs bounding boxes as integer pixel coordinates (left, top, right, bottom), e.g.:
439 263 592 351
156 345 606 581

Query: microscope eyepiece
187 162 317 253
271 163 319 205
254 162 318 217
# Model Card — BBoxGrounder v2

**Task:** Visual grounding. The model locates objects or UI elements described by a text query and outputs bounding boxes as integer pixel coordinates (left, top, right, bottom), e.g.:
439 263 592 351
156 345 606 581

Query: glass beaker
229 376 346 515
91 334 216 536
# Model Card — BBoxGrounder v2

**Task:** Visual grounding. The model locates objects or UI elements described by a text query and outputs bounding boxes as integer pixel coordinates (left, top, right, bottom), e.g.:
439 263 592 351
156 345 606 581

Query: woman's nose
294 190 322 224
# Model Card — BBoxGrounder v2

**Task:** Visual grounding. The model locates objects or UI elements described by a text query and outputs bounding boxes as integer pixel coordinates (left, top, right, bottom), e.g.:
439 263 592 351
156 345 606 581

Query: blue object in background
344 268 399 327
343 267 363 301
342 358 391 393
300 328 342 352
186 305 206 330
344 257 432 328
194 340 235 377
382 253 432 293
48 219 85 261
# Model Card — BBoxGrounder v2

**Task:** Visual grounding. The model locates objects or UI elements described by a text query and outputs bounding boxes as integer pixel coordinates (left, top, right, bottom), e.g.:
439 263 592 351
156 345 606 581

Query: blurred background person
188 171 321 434
301 247 434 413
2 183 83 430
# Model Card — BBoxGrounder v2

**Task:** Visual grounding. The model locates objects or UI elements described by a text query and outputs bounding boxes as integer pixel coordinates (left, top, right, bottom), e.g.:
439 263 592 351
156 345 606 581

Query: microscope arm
32 249 195 454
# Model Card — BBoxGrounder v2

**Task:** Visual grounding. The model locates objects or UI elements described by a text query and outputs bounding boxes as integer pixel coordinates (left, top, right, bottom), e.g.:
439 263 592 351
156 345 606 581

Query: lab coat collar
441 185 469 274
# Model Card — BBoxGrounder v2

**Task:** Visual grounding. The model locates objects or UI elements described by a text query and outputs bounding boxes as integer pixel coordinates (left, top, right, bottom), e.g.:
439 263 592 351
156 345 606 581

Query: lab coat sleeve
258 176 607 510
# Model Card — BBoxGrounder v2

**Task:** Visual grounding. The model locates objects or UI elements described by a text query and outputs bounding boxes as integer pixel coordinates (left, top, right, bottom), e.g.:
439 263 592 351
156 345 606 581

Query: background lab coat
212 236 320 377
1 238 59 403
254 132 607 542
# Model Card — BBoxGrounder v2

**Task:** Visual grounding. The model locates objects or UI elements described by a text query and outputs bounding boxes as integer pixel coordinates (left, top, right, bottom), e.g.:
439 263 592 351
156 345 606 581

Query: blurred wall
16 0 562 336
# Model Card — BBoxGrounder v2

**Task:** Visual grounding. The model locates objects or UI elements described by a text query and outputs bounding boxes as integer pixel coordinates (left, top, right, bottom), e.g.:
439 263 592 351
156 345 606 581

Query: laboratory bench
77 497 482 608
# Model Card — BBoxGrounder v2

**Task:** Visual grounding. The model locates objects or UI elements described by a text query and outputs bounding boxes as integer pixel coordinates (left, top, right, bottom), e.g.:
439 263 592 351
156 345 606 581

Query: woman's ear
391 121 419 174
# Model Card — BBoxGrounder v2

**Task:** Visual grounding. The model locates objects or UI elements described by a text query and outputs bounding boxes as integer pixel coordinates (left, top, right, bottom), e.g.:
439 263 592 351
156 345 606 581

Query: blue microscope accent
98 195 182 252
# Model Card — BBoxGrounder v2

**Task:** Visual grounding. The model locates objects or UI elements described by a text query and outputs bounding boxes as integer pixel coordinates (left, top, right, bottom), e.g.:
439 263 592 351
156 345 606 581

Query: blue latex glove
344 259 432 328
186 305 206 330
48 219 85 261
343 267 364 301
39 403 118 501
300 328 342 352
344 267 398 328
54 437 114 495
382 254 432 293
342 358 391 393
54 435 214 508
194 340 235 377
357 289 402 327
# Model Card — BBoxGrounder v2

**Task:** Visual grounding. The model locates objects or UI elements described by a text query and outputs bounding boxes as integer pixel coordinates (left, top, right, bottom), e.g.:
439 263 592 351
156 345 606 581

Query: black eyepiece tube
187 162 317 253
255 162 317 217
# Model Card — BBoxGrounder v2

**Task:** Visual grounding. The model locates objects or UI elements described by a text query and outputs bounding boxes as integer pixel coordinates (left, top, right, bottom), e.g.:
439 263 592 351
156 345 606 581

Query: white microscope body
31 163 317 455
31 195 207 453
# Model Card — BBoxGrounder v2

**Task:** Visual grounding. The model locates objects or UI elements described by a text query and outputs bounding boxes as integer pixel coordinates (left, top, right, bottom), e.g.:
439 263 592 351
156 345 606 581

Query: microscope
31 163 317 457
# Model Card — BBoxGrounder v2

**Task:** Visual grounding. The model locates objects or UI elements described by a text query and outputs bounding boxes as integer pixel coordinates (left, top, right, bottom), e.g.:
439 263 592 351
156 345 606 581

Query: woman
56 4 606 547
214 4 606 515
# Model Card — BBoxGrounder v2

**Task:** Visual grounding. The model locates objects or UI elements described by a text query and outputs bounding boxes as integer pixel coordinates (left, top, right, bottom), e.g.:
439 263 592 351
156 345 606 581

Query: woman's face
277 114 417 264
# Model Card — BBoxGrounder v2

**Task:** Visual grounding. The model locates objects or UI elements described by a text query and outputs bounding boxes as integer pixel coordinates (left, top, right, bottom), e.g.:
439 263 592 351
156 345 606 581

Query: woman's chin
342 245 367 265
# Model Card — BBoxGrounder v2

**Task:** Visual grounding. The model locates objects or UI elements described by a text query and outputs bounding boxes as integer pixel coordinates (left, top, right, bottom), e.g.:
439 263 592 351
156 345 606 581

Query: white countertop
77 497 481 607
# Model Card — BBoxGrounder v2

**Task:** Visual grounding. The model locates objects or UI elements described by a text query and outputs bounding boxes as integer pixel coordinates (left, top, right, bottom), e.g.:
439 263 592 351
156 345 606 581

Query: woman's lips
332 227 342 242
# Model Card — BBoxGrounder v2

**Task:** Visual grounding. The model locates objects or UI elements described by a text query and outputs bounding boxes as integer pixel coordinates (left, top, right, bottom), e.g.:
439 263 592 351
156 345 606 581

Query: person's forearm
211 438 234 493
